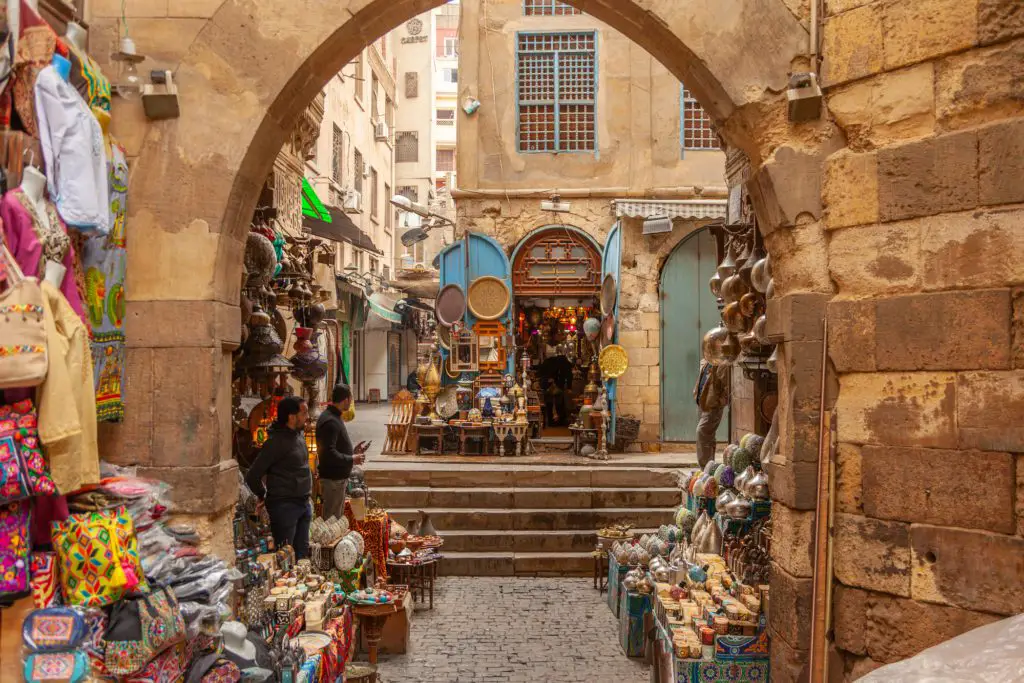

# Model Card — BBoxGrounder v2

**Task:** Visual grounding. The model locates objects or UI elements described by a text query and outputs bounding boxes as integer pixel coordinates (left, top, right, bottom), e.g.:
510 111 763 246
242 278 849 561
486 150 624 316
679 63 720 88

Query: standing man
316 384 369 519
693 359 730 468
244 396 313 559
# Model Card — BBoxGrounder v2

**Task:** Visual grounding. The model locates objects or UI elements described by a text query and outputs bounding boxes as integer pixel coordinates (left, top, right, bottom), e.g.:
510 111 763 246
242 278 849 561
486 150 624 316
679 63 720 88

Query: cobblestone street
376 577 650 683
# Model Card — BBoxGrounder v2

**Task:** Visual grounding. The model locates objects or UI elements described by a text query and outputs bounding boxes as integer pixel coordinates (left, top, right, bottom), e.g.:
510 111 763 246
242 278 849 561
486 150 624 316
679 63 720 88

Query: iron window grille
353 148 363 193
395 131 419 163
680 85 718 151
405 72 419 98
523 0 581 15
397 185 419 203
516 31 597 153
370 168 379 219
436 149 455 172
331 124 343 184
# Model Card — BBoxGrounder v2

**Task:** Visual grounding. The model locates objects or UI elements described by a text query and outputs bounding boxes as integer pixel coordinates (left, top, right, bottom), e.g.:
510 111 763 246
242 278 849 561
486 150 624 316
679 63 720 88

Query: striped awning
611 198 727 220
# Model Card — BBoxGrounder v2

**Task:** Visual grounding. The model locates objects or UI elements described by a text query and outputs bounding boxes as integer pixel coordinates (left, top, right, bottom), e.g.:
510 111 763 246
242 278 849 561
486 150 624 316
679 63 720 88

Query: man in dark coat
244 396 313 558
316 384 368 518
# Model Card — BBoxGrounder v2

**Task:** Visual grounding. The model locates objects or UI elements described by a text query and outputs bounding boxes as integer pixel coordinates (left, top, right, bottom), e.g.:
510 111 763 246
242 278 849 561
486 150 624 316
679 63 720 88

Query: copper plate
601 273 617 315
437 324 452 350
435 284 466 327
601 314 616 345
467 276 510 321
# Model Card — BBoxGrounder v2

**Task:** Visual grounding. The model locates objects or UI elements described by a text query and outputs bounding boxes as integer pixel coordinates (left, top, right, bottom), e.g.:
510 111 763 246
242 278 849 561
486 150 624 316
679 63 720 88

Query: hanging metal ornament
722 302 747 334
766 345 779 373
702 325 740 366
709 271 723 298
750 254 771 294
765 278 776 299
721 273 751 304
752 314 769 345
716 244 738 280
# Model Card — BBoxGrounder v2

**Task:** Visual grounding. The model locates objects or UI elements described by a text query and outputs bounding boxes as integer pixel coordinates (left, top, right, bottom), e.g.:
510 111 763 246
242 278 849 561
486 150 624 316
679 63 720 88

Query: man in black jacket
244 396 313 559
316 384 368 519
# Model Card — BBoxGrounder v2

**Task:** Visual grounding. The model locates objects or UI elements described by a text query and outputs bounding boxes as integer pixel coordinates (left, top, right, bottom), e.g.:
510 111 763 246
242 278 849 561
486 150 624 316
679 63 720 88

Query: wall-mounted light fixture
540 194 571 213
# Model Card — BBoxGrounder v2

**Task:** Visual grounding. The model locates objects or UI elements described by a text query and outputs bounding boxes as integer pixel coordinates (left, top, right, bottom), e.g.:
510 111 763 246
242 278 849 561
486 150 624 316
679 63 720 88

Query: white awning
611 198 727 220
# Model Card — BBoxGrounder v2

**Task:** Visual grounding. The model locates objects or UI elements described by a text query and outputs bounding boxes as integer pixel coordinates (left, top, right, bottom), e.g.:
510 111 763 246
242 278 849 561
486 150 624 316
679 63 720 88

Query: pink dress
0 188 85 322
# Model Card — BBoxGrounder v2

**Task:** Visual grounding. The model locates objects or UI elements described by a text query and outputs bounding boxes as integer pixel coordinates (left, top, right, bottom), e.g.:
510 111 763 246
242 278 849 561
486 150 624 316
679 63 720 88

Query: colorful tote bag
0 399 57 503
30 551 62 608
52 506 148 608
22 607 87 651
23 650 89 683
104 586 186 676
0 498 31 599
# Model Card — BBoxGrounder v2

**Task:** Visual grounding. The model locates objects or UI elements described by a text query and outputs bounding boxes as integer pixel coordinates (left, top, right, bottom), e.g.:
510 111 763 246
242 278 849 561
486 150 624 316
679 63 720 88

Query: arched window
511 227 602 296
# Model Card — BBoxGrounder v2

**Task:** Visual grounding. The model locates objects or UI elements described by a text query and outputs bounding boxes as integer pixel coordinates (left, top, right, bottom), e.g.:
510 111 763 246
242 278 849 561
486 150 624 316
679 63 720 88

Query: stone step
365 464 684 489
439 551 594 577
387 507 673 532
374 486 682 509
435 529 659 553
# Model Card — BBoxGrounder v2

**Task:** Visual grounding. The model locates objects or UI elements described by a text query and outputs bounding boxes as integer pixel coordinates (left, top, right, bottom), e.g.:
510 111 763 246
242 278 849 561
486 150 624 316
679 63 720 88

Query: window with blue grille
680 85 718 152
516 32 597 153
523 0 581 15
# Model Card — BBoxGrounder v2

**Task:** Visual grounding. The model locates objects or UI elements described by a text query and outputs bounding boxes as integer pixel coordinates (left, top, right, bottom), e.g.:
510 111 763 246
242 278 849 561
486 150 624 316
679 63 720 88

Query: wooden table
387 558 438 609
492 422 530 456
592 547 608 593
570 425 599 455
413 424 446 455
352 602 400 665
457 424 491 455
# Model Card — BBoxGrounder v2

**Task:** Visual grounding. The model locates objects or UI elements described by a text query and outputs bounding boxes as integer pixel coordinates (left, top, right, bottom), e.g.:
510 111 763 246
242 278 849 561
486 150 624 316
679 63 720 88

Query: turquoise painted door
660 229 729 442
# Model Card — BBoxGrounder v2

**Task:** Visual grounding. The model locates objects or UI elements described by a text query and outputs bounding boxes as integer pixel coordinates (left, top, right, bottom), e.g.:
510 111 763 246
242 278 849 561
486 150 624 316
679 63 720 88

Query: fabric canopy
304 205 382 255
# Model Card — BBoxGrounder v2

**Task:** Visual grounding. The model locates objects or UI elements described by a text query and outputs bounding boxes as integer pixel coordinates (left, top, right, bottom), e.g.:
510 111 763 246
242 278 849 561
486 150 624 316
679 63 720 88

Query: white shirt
35 65 109 234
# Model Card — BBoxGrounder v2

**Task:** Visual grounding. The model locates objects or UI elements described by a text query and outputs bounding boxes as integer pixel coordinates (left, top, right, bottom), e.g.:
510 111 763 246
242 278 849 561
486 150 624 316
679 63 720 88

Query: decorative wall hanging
435 284 466 327
600 273 617 315
467 276 510 321
450 323 479 373
436 324 452 351
599 344 628 379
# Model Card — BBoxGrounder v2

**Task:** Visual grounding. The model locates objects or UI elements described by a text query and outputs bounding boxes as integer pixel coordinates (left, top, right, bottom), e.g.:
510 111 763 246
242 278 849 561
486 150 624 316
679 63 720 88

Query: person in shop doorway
693 359 730 468
316 384 369 519
244 396 314 559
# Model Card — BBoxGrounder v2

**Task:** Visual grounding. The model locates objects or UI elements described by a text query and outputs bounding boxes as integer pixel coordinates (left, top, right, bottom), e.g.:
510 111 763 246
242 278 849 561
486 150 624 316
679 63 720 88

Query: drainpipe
810 0 821 74
450 185 729 200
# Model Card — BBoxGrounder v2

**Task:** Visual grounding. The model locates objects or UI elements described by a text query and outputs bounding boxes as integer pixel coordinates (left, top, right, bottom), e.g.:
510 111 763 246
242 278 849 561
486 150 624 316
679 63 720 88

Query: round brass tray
601 314 616 345
599 344 629 378
601 273 617 315
467 276 510 321
437 324 452 350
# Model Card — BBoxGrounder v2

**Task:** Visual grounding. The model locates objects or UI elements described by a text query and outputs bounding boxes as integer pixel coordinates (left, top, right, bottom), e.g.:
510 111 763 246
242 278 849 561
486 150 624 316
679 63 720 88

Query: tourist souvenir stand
598 429 774 683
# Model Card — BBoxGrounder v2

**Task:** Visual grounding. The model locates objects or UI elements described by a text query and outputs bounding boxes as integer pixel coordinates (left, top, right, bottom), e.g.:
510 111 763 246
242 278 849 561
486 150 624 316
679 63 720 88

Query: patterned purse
52 506 148 608
30 552 62 607
0 243 48 389
0 399 57 503
23 650 89 683
21 607 87 651
0 498 31 600
103 586 186 676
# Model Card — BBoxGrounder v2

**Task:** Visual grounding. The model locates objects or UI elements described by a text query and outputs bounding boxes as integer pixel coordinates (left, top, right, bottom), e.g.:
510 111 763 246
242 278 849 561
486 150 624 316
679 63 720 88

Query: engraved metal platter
467 276 511 321
435 386 459 419
435 284 467 327
601 273 617 316
437 324 452 350
601 313 616 345
599 344 629 379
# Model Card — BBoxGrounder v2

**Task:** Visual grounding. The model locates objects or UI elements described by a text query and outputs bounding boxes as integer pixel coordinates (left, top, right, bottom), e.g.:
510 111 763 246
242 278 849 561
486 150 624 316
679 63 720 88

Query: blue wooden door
601 222 623 441
660 229 729 442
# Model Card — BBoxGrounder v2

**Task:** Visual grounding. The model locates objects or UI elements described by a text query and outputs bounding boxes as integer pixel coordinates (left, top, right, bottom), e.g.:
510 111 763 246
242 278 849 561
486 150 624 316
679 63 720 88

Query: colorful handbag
0 243 48 389
23 650 89 683
0 498 31 600
104 586 186 676
122 641 189 683
0 399 57 503
52 506 148 608
30 552 63 608
22 607 87 651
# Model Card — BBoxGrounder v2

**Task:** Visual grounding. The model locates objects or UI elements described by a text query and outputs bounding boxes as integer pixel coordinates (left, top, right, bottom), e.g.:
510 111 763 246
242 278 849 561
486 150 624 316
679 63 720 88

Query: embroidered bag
122 641 190 683
21 606 87 651
23 650 89 683
0 243 48 389
0 399 57 503
103 586 186 676
52 506 148 608
30 551 62 607
0 498 31 600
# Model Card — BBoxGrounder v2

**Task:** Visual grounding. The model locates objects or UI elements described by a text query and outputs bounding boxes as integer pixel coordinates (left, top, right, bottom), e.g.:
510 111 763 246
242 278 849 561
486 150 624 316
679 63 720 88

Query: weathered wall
86 0 1024 679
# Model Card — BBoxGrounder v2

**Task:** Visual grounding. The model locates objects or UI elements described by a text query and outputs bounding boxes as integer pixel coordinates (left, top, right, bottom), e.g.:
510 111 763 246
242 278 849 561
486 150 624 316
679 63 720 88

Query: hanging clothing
34 64 108 233
63 41 111 114
9 1 67 136
0 187 86 322
35 279 99 494
80 136 127 421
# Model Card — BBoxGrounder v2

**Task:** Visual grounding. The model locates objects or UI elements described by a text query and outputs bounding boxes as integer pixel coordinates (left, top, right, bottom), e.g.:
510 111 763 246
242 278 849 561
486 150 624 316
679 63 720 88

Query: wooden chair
384 389 415 454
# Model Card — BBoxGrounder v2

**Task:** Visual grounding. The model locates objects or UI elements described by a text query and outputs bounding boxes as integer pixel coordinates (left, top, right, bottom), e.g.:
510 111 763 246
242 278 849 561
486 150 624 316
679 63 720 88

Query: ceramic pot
419 512 438 537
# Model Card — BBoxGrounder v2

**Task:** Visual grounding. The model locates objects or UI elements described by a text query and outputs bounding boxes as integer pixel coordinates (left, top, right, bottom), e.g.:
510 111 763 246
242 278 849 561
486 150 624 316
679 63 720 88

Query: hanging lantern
702 325 739 366
716 245 738 280
709 271 723 298
766 345 779 374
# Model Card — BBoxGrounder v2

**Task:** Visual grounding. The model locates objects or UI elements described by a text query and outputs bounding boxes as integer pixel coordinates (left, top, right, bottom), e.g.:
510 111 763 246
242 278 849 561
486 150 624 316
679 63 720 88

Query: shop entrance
660 228 729 442
510 227 603 439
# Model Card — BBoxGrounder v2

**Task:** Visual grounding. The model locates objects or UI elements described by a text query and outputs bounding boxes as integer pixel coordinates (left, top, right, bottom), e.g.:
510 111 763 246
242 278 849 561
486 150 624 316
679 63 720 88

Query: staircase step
439 551 593 577
436 529 658 553
365 464 684 488
373 486 682 509
387 507 673 532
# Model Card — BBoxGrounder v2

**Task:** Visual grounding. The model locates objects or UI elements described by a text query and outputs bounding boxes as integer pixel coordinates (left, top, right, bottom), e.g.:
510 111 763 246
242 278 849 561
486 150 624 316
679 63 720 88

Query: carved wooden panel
512 230 601 295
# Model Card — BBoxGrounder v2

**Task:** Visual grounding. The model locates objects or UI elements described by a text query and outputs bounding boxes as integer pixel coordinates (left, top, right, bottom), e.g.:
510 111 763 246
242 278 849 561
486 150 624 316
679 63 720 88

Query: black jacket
316 405 354 481
244 423 312 502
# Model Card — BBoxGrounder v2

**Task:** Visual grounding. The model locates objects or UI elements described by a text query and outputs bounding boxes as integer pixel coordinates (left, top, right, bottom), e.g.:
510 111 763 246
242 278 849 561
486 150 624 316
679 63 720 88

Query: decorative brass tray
599 344 628 378
467 276 510 321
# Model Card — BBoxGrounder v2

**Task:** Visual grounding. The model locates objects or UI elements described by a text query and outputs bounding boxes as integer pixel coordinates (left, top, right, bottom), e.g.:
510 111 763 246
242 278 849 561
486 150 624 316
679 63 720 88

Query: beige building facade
453 0 728 446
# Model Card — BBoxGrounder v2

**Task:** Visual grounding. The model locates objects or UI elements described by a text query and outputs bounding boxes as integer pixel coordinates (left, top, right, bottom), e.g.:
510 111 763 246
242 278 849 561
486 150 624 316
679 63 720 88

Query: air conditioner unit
374 120 389 141
343 189 362 213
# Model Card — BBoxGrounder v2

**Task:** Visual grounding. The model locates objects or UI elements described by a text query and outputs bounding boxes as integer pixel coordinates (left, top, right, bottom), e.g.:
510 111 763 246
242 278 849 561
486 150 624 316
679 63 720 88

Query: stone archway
104 1 1024 681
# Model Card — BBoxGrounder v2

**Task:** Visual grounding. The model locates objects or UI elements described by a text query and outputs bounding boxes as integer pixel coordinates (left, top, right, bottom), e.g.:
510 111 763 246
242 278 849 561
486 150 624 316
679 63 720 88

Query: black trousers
266 498 312 559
